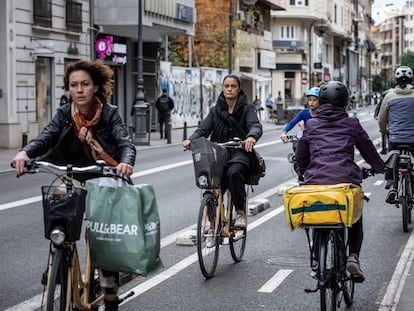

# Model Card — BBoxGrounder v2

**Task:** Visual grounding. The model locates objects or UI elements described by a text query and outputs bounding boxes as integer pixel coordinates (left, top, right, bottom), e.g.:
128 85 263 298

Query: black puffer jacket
22 103 136 166
189 90 262 166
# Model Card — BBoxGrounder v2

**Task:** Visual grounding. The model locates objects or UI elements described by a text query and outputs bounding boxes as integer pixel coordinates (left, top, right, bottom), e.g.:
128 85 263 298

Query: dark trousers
312 216 363 259
221 162 249 211
158 112 171 138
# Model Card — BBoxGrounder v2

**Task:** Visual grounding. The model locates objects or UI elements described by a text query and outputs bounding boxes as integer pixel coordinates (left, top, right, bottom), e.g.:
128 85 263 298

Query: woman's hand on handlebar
11 151 30 176
280 133 288 143
116 162 134 177
182 139 191 150
242 136 256 152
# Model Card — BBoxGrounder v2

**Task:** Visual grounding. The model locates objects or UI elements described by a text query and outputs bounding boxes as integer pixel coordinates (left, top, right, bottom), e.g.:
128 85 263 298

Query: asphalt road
1 107 413 310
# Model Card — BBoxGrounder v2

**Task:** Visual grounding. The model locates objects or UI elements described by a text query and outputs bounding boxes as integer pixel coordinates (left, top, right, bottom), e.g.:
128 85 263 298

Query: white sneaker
205 229 216 248
234 215 247 228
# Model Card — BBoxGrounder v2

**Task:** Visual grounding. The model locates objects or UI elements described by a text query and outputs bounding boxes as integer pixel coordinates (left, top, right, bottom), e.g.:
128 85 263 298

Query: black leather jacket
22 103 136 166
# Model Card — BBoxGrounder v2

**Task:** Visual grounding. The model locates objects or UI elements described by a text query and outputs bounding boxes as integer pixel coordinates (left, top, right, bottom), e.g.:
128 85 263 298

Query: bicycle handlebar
21 159 122 180
286 133 299 143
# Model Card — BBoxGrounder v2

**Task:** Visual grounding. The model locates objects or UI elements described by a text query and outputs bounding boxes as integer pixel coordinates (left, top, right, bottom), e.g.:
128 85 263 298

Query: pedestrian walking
155 88 174 139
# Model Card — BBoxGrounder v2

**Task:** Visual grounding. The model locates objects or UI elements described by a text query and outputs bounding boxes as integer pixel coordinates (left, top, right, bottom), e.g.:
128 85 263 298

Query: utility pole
228 0 233 73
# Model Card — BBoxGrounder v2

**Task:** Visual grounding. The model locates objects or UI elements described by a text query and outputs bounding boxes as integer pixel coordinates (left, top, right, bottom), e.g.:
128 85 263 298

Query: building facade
0 0 195 149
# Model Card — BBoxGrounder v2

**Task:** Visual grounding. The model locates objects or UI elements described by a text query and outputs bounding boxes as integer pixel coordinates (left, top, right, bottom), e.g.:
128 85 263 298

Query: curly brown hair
64 59 114 103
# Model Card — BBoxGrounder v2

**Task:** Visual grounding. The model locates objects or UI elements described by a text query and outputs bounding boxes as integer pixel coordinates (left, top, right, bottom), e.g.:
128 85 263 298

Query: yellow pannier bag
283 183 365 230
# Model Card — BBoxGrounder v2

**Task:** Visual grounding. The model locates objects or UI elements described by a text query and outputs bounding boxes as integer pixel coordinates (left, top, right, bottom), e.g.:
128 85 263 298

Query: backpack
158 96 171 112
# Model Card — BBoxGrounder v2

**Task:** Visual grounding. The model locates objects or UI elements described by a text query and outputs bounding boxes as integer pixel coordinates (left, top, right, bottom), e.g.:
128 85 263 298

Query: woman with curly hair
12 59 135 310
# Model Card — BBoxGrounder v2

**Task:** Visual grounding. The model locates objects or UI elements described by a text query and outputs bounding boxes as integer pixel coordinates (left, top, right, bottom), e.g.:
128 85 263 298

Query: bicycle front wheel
197 192 219 278
229 203 246 262
318 230 338 311
45 248 69 311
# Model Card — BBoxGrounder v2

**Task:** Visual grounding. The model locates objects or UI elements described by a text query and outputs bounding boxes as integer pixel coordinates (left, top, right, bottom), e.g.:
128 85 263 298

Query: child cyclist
280 87 319 143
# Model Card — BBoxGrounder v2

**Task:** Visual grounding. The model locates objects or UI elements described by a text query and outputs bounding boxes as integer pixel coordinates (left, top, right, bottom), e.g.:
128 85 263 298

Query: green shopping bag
85 178 163 276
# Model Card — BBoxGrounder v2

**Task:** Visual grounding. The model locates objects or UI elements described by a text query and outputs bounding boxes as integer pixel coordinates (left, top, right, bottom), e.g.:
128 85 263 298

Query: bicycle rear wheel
401 175 410 232
197 192 219 278
229 203 246 262
343 274 355 306
318 230 338 311
45 248 68 311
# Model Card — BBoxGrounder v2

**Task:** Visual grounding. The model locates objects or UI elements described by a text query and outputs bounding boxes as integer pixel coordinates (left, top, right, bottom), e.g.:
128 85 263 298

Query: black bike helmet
395 66 413 88
318 81 349 108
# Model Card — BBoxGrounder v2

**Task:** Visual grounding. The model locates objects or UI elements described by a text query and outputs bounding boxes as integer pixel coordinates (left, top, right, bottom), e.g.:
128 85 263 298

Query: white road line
0 196 42 211
378 229 414 311
258 269 293 293
0 161 193 212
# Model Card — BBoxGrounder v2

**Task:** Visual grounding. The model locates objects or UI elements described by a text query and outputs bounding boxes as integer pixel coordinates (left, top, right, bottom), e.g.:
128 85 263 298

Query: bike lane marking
257 269 293 293
378 228 414 310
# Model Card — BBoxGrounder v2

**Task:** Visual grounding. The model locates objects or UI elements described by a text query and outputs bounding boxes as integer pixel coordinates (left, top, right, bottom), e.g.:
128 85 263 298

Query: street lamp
133 0 150 145
228 0 233 73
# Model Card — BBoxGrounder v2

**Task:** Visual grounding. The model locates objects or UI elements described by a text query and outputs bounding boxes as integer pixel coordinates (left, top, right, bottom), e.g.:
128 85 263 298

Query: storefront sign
259 49 276 69
95 35 127 64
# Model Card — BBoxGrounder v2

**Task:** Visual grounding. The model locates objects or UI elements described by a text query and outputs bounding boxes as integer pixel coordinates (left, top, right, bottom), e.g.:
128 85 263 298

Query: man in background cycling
378 66 414 204
296 81 384 282
280 87 319 143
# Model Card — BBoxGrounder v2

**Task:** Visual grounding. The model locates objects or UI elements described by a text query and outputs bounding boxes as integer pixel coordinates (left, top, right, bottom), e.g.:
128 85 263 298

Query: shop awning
240 72 272 82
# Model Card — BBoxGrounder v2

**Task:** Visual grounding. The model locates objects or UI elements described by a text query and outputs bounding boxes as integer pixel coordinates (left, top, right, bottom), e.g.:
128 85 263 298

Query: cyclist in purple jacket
296 81 384 283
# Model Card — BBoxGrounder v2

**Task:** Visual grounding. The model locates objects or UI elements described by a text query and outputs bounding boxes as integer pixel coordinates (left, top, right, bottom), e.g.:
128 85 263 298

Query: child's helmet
306 87 320 97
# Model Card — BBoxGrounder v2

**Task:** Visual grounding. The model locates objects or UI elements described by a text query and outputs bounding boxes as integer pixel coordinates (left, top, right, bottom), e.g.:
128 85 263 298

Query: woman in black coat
182 74 262 233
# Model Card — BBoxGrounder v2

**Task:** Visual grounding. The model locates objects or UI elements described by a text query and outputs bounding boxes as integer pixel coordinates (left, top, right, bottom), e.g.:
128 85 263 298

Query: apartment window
33 0 52 28
66 0 82 32
280 25 297 39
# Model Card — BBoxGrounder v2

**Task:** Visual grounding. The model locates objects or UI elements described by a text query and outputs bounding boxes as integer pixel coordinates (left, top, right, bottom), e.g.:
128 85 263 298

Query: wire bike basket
191 137 228 189
41 185 87 241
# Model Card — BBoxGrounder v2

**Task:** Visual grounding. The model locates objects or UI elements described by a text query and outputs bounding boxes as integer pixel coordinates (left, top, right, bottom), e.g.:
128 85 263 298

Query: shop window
66 0 82 32
33 0 52 28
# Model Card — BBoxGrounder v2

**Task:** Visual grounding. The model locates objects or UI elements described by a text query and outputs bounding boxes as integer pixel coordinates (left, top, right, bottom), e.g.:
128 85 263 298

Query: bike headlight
198 175 209 187
50 227 66 245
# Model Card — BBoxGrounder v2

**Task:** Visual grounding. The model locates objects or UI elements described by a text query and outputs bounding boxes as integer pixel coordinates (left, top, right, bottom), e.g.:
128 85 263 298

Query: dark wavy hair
64 59 114 103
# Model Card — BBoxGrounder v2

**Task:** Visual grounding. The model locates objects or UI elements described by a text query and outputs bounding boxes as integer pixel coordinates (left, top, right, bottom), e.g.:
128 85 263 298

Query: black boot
104 299 119 311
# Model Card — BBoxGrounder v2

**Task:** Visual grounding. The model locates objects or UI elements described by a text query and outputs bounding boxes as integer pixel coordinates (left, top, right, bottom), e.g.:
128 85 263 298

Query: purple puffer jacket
295 104 384 185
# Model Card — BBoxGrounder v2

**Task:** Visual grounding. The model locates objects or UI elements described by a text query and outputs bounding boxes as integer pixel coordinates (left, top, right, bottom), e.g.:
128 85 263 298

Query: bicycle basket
191 137 228 189
41 186 87 241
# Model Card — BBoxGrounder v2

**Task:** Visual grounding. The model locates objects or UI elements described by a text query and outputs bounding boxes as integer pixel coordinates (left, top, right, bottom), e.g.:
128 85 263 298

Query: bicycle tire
401 175 409 232
45 248 68 311
341 230 354 307
229 202 246 262
318 230 338 311
197 192 219 278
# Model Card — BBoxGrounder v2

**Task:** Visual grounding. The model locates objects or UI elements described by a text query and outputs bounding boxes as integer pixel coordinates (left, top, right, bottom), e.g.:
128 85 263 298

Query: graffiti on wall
159 61 228 128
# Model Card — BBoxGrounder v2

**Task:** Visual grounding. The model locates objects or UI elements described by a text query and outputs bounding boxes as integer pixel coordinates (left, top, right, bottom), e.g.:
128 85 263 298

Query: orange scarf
71 98 118 167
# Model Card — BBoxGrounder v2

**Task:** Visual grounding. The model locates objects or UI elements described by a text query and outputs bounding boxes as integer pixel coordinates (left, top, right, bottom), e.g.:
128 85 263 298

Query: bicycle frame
210 189 232 238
